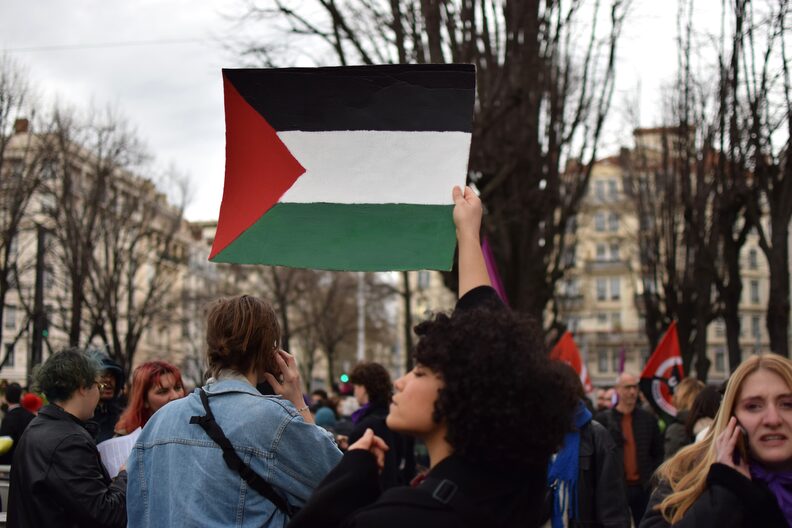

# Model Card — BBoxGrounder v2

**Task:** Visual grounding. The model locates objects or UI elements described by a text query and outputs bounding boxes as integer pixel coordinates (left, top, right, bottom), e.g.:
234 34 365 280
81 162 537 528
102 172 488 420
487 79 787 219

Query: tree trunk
724 308 742 372
402 271 414 373
767 222 790 356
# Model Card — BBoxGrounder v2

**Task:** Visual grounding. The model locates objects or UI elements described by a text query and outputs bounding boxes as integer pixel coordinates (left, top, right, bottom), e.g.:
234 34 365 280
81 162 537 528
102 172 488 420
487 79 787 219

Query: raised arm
453 185 490 297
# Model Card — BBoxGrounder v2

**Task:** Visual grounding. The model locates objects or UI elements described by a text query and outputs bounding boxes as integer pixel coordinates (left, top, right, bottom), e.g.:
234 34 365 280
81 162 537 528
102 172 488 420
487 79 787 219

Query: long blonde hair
656 353 792 523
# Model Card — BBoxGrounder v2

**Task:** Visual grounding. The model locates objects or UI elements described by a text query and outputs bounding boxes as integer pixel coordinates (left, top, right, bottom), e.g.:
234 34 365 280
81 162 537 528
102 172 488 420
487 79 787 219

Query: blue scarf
750 462 792 527
547 400 592 528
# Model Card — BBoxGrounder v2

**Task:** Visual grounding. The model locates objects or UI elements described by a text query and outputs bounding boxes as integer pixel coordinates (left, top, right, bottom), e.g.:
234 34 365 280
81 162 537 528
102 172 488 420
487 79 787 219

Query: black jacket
7 404 127 528
289 450 548 528
348 403 414 489
639 463 787 528
574 419 631 528
0 406 35 465
663 410 691 460
595 407 664 488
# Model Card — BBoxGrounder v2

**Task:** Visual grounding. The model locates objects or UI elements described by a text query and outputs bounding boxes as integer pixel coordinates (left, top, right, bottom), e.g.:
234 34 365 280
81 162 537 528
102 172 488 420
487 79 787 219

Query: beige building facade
556 135 772 387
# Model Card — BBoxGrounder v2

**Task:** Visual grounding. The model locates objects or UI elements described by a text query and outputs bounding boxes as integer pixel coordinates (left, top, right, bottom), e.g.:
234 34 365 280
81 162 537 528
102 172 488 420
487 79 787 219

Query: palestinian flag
210 65 476 271
640 321 685 423
550 332 593 393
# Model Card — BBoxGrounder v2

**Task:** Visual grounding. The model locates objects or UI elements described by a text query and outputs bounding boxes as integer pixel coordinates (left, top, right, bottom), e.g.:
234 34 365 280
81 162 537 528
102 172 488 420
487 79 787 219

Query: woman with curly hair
288 186 579 528
114 360 186 435
640 353 792 527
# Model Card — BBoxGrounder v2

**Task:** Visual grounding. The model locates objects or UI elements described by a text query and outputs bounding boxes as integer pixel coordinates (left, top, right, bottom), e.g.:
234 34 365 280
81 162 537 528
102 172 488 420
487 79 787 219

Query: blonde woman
640 354 792 527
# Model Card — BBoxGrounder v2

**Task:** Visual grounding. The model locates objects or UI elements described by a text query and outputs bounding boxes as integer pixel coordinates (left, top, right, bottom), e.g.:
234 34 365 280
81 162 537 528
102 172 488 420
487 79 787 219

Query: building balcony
557 294 584 311
585 259 629 274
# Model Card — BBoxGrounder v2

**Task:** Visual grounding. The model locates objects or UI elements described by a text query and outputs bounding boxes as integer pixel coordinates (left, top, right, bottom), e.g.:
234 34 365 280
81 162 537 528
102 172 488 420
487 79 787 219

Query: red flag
640 321 685 422
550 332 593 393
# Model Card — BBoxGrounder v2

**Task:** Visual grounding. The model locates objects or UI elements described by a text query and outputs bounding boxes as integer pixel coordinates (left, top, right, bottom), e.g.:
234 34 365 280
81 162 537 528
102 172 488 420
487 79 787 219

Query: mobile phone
732 422 749 465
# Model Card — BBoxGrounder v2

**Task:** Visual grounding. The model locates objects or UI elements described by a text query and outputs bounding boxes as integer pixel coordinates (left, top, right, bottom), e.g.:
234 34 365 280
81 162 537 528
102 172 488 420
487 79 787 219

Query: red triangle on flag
640 321 685 421
550 332 593 393
210 75 306 260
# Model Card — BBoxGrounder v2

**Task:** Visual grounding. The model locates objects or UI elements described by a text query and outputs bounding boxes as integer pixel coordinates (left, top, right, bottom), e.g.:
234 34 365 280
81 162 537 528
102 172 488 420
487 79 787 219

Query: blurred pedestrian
641 353 792 527
348 361 414 488
0 383 34 464
664 378 705 459
597 387 616 412
545 364 631 528
7 348 127 527
114 360 185 435
685 385 721 443
93 356 125 443
595 372 664 526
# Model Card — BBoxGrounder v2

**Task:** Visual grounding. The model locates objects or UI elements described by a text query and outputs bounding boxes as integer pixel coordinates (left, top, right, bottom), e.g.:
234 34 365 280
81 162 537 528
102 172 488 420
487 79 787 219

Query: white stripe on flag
277 131 471 205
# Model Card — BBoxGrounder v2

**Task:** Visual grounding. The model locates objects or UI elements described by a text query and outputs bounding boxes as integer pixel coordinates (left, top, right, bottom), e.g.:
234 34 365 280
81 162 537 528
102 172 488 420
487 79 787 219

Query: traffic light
339 373 349 383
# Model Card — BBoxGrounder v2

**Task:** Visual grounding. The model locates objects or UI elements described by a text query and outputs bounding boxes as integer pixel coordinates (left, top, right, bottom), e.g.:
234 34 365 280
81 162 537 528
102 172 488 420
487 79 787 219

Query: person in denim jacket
126 295 342 527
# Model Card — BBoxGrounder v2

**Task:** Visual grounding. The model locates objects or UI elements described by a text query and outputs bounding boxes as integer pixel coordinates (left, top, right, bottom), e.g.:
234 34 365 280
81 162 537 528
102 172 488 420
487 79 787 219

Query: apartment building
556 129 772 386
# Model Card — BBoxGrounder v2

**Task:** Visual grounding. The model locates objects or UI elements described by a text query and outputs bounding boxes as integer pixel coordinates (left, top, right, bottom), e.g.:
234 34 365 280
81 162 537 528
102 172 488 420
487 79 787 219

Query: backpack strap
190 388 295 517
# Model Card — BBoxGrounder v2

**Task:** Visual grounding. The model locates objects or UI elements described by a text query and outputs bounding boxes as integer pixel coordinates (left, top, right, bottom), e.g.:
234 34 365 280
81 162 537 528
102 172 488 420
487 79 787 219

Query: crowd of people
0 186 790 527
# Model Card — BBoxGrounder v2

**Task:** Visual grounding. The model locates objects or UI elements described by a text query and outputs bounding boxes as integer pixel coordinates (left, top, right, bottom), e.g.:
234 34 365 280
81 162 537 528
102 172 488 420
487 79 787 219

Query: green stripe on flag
212 203 456 271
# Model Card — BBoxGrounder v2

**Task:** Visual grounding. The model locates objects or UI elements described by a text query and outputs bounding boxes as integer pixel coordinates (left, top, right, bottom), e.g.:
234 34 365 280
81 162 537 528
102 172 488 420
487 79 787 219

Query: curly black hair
33 348 102 403
349 361 392 406
413 307 578 471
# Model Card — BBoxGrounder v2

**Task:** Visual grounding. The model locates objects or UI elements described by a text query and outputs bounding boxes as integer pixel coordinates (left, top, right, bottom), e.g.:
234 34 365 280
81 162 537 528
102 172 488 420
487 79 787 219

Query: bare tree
740 0 792 356
232 0 631 324
85 168 189 378
0 57 45 369
41 106 149 350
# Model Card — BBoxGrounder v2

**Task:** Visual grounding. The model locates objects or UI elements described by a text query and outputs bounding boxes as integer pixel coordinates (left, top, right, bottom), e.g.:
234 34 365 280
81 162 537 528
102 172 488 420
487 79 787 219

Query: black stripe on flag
223 64 475 132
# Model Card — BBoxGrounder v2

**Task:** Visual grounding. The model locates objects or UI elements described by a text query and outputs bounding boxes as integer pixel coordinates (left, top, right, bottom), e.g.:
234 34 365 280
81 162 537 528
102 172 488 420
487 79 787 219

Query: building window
596 279 607 301
595 181 606 201
611 349 620 372
566 317 580 332
3 343 13 367
596 243 607 261
752 315 761 339
609 243 620 261
3 305 16 329
595 212 606 232
563 246 576 267
749 249 758 270
608 180 618 199
598 349 608 372
611 312 622 328
44 267 55 290
740 316 745 337
750 280 760 304
417 270 430 290
610 277 621 300
596 312 608 324
563 279 580 296
608 212 619 232
714 319 725 337
715 348 725 372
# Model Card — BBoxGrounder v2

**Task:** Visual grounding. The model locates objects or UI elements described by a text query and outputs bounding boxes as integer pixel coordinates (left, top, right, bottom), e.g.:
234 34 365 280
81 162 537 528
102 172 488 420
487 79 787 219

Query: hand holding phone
716 416 751 479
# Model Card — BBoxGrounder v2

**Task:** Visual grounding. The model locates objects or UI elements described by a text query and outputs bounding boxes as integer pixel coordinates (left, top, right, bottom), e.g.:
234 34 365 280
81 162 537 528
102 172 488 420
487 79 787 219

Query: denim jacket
126 373 342 527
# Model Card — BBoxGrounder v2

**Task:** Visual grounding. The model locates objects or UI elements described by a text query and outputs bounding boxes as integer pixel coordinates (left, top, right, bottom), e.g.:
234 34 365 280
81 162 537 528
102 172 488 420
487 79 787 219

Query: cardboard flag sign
210 65 476 271
640 321 685 423
550 332 593 393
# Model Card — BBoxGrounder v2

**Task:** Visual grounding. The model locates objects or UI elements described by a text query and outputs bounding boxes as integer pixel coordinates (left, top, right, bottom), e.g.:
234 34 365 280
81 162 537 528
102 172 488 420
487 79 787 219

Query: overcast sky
1 0 705 220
